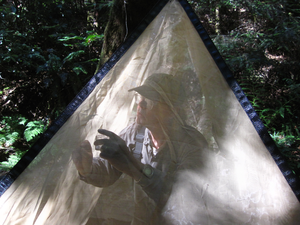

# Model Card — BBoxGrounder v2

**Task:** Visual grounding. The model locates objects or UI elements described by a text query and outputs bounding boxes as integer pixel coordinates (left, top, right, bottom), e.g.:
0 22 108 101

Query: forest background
0 0 299 178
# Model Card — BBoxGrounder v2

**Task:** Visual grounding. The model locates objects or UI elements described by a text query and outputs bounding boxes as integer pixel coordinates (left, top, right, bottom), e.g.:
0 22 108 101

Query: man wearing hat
72 73 208 224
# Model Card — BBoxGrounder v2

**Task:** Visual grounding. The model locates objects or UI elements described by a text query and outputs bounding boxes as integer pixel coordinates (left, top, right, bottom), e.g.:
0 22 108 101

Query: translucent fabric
0 1 299 224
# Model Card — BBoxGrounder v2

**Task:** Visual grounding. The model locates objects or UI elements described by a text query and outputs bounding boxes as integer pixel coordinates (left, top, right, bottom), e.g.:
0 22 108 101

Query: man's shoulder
180 125 208 149
119 122 139 135
119 123 136 139
119 122 146 144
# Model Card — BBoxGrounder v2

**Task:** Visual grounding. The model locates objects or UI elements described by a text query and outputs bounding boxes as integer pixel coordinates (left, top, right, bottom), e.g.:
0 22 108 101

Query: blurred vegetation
1 0 300 177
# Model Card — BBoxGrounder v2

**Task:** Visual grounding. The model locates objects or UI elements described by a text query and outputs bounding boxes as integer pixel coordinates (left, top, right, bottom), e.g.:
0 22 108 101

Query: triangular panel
0 0 299 224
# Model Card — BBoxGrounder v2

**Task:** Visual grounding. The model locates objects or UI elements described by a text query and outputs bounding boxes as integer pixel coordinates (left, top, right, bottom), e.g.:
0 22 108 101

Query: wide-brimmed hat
128 73 185 106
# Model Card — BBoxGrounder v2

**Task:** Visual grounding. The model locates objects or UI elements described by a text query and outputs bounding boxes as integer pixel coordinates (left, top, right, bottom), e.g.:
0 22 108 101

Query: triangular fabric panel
1 0 300 224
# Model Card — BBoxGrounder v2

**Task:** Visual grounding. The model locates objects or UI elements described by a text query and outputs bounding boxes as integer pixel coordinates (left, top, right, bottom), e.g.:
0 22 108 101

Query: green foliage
0 151 26 172
271 132 300 175
0 0 111 172
0 0 110 121
0 116 47 171
0 131 19 147
207 0 299 139
0 116 47 147
0 116 26 147
24 121 46 142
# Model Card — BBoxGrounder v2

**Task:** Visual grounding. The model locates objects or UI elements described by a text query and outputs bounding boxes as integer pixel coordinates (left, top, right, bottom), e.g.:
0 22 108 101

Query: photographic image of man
72 73 209 224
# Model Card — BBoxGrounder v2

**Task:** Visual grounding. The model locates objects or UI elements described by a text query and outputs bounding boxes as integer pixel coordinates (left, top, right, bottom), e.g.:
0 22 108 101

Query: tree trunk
96 0 160 70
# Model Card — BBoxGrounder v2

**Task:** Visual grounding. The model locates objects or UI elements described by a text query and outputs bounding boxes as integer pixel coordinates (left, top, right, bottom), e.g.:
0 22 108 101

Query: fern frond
24 121 45 142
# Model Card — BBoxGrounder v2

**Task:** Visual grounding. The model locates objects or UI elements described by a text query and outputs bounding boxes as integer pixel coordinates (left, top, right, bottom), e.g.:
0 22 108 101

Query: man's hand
72 140 93 176
95 129 143 180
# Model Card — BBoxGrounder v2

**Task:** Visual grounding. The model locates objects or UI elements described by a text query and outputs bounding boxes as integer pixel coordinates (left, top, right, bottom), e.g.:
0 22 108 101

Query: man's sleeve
137 145 204 207
79 157 122 187
137 166 165 203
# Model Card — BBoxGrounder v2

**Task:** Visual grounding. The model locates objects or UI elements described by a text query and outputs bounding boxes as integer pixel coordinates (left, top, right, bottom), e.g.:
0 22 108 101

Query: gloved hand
95 129 143 180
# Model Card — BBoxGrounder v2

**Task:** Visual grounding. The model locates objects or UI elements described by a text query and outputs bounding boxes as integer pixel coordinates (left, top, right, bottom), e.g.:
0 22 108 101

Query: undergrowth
0 116 47 172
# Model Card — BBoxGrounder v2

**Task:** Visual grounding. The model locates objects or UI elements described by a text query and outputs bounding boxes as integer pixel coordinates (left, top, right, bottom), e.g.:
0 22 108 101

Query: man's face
136 95 158 127
135 94 170 129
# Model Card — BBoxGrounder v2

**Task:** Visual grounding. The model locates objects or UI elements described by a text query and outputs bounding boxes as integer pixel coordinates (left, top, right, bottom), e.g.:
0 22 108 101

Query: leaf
3 55 18 62
0 153 25 171
24 121 45 142
58 36 84 42
85 34 104 45
63 50 85 63
63 43 74 47
4 132 19 147
42 24 60 29
18 117 28 126
73 66 87 75
278 107 285 118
